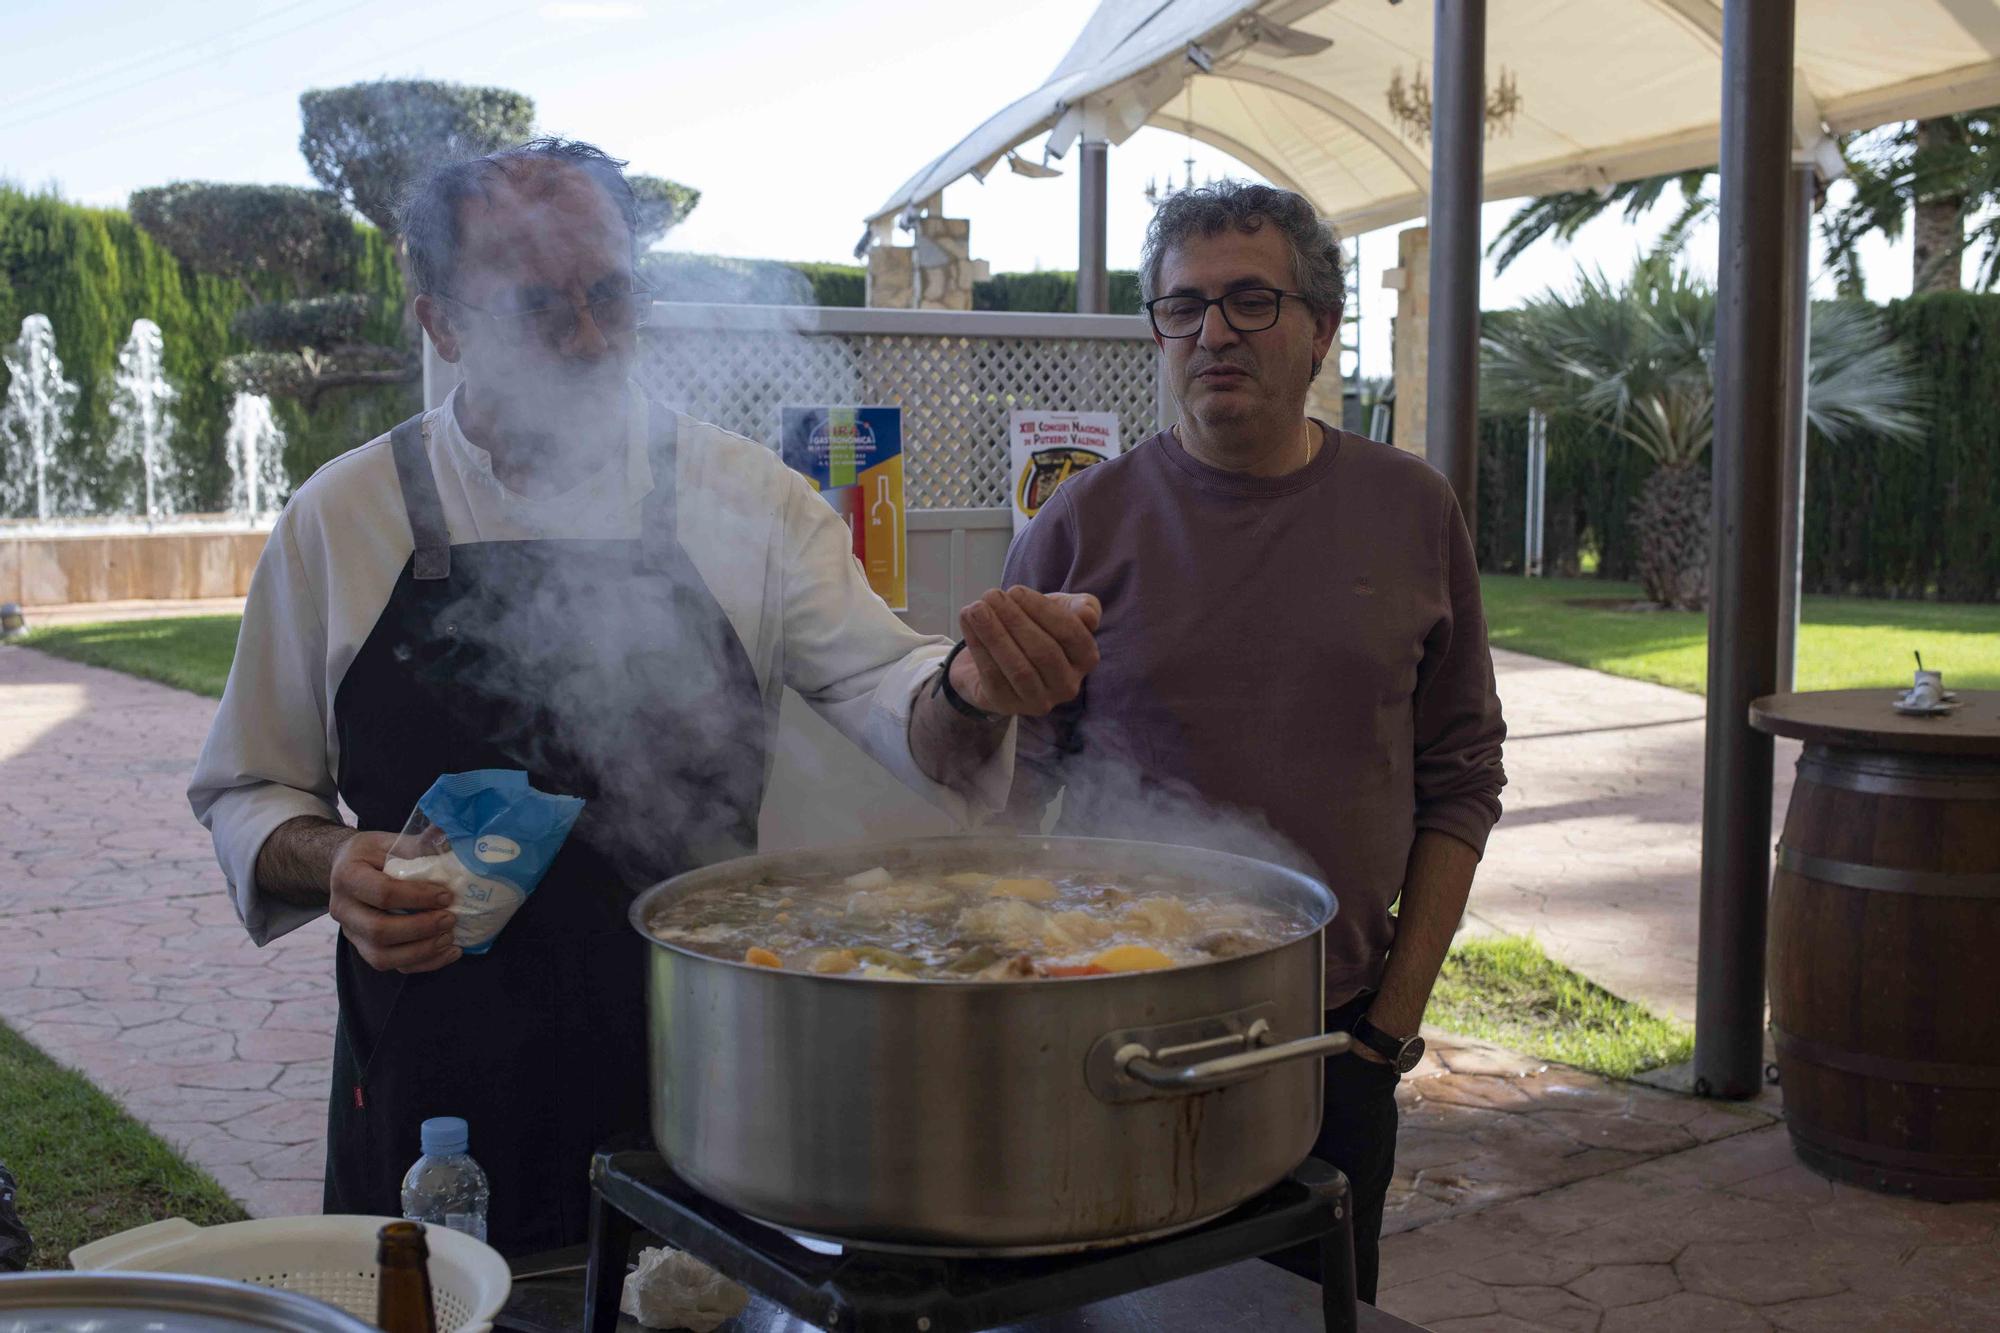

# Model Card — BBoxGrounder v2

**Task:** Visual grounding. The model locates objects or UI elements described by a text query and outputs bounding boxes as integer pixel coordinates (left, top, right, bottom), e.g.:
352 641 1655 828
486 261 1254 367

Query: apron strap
390 408 452 581
639 401 679 572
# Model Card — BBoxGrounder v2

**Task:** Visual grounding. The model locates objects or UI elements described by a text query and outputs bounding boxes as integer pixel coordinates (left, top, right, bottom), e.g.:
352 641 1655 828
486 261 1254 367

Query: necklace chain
1174 419 1320 472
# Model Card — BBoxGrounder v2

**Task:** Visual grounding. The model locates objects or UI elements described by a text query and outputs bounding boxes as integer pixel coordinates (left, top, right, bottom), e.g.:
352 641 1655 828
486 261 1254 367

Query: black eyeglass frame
1144 288 1312 338
436 284 657 344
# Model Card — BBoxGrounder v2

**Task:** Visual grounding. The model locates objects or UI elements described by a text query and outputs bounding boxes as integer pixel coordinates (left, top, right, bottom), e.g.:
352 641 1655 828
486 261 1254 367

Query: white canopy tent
866 0 2000 243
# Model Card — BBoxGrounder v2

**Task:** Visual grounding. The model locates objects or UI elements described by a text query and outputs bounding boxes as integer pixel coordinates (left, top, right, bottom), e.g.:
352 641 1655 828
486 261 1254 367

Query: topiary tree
128 184 360 301
130 183 415 407
299 80 536 235
129 83 698 421
629 175 701 247
128 183 406 407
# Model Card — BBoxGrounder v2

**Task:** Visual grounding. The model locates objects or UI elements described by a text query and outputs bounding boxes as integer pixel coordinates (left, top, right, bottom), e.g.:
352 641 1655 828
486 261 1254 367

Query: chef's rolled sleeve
775 468 1014 823
1410 493 1507 856
187 514 341 945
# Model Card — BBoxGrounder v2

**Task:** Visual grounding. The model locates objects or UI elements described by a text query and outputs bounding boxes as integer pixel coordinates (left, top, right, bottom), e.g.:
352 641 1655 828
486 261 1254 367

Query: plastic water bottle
401 1117 490 1243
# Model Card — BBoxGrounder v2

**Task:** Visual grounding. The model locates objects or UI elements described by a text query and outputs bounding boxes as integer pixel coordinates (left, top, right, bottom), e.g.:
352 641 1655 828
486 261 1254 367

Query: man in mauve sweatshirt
1002 181 1508 1302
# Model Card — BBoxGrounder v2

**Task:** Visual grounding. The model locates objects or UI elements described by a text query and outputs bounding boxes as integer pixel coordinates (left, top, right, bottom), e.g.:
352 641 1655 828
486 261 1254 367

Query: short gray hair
1139 181 1344 321
399 136 639 298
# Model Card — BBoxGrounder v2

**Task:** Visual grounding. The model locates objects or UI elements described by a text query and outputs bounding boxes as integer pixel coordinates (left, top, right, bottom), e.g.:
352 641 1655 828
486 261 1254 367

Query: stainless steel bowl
0 1272 379 1333
631 834 1348 1253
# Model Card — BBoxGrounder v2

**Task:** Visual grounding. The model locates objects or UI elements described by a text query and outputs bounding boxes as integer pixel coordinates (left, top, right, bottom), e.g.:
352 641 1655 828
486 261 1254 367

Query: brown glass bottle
375 1220 438 1333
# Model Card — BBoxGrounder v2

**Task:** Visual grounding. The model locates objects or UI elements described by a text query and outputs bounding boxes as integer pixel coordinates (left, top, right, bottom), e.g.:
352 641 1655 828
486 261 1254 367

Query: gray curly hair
1139 181 1344 322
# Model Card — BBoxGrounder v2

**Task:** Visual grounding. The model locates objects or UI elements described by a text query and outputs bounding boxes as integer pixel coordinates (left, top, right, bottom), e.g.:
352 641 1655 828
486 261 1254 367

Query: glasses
1145 288 1309 338
439 285 655 346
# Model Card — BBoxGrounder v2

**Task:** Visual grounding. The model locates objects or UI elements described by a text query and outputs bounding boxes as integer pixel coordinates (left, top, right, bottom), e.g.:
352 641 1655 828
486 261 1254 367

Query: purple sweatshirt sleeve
1411 492 1509 855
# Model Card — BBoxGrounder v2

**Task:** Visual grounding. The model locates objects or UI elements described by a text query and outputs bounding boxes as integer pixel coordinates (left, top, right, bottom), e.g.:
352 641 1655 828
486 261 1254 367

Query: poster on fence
1008 410 1121 534
780 405 906 611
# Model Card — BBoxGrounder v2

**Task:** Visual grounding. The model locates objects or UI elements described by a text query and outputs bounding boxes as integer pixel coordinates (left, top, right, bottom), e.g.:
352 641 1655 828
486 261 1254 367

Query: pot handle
1116 1019 1353 1094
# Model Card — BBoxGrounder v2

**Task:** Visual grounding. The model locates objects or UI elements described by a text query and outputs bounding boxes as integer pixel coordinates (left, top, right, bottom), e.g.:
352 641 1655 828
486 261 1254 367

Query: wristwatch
1350 1014 1425 1073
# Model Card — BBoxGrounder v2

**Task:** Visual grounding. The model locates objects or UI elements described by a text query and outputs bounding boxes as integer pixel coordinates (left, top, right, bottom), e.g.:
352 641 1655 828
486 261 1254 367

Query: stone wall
1 528 267 605
865 195 991 310
1384 226 1431 459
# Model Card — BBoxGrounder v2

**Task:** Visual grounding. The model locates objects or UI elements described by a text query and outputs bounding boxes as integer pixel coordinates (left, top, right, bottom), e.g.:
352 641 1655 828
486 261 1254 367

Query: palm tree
1823 112 2000 294
1487 110 2000 296
1482 259 1925 609
1487 171 1714 277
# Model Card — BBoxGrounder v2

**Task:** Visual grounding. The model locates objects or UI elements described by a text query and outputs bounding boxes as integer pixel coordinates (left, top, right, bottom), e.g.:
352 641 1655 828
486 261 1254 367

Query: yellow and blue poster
780 405 906 611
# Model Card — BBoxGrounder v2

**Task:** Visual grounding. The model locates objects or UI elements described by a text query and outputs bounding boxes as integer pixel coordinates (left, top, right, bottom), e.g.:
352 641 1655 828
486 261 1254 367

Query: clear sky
1 0 1930 377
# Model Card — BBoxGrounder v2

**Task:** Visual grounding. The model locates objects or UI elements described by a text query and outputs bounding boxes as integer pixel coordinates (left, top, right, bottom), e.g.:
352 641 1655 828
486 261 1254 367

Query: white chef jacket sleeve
774 468 1015 823
187 511 342 945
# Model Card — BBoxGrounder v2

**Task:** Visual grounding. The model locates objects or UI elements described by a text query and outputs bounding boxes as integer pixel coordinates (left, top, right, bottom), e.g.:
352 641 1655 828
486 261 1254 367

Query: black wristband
933 640 1002 723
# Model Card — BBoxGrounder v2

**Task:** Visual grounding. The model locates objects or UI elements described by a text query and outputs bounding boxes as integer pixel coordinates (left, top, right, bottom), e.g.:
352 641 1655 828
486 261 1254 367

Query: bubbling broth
643 865 1315 980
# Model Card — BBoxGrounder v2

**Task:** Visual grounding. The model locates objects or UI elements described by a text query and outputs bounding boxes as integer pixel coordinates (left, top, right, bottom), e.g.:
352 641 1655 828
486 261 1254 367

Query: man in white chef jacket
187 136 1100 1254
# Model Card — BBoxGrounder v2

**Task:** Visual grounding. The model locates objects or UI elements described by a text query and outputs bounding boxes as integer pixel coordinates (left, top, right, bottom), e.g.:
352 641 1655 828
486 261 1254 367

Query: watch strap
933 640 1001 722
1351 1013 1411 1062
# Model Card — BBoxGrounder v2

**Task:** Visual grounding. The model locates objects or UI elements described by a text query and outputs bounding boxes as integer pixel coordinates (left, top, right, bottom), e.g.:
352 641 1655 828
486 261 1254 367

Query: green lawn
0 1020 248 1268
1428 934 1692 1079
24 577 1997 705
1481 574 2000 695
19 616 241 698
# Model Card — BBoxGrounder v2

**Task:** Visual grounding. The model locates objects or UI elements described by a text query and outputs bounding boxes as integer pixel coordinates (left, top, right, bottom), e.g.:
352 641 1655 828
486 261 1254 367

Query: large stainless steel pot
629 835 1348 1253
0 1273 379 1333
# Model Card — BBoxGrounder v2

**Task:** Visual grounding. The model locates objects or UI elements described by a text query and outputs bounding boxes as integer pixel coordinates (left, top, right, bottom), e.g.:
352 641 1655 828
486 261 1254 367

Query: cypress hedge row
1802 293 2000 602
0 186 413 517
1478 292 1999 601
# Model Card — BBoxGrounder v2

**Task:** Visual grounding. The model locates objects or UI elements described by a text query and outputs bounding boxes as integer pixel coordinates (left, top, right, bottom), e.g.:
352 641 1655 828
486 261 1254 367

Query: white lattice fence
637 304 1163 509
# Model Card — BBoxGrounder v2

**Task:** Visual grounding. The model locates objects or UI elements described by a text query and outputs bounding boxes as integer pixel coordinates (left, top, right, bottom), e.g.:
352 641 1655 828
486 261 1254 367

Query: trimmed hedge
975 269 1141 315
790 262 865 308
1477 411 1652 580
1804 293 2000 602
1481 291 2000 600
639 253 867 309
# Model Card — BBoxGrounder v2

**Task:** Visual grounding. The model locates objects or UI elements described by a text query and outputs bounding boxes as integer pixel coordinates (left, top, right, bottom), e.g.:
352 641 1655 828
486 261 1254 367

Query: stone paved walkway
0 643 336 1220
1476 649 1801 1023
1377 1097 2000 1332
8 639 1997 1331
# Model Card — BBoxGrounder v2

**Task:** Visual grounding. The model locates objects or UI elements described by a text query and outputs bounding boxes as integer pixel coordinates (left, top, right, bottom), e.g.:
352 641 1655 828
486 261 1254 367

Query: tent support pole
1426 0 1486 539
1079 141 1110 314
1776 162 1815 691
1696 0 1794 1101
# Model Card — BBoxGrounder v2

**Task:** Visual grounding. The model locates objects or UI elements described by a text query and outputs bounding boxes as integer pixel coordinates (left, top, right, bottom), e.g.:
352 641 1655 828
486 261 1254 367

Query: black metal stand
581 1148 1359 1333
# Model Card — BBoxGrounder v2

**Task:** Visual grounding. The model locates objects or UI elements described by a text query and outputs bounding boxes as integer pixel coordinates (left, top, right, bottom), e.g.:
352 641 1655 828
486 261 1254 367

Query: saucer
1893 693 1962 716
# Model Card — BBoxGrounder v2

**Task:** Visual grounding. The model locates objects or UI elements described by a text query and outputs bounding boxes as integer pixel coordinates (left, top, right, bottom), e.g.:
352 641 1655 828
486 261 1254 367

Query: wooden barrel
1767 744 2000 1201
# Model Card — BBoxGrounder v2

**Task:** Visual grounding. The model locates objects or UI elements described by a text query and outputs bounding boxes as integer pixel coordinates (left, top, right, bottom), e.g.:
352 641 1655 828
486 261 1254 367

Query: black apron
324 397 768 1255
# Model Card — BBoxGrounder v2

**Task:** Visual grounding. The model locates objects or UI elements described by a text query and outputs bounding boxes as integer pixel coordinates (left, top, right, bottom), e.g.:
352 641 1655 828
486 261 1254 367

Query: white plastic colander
69 1215 513 1333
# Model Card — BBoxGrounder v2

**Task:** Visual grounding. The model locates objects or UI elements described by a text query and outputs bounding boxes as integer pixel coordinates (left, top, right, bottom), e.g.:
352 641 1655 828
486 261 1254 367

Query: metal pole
1695 0 1793 1100
1078 141 1110 314
1525 408 1547 577
1426 0 1487 539
1775 164 1815 691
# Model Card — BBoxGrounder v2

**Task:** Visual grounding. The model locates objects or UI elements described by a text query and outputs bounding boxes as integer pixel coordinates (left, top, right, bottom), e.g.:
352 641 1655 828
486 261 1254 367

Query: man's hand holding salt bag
362 769 584 970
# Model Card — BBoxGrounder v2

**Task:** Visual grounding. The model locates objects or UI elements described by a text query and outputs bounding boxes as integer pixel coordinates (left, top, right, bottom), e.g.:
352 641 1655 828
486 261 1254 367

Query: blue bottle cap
420 1116 469 1156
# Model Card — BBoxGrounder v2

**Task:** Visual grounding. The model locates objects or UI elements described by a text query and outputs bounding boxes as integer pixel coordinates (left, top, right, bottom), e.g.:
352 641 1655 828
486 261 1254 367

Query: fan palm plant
1482 258 1925 609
